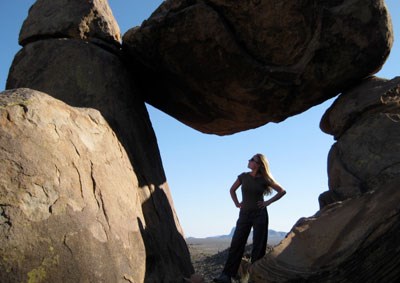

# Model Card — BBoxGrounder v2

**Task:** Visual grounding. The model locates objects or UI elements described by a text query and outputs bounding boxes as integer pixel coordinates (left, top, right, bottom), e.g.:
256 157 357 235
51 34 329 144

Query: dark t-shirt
238 172 270 211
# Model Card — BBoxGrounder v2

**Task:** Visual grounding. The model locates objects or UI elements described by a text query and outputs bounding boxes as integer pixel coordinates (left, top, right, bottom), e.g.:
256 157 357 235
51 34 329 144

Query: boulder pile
1 0 398 282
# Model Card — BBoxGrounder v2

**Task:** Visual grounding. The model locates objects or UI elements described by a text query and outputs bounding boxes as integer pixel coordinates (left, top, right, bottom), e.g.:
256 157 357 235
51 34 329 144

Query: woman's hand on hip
257 201 268 208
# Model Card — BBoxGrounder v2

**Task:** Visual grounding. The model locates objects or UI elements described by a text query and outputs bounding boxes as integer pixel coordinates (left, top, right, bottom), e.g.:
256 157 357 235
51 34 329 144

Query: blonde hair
255 153 276 195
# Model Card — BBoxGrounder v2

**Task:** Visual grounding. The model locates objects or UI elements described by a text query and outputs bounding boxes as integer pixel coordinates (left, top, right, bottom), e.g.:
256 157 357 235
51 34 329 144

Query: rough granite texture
123 0 393 135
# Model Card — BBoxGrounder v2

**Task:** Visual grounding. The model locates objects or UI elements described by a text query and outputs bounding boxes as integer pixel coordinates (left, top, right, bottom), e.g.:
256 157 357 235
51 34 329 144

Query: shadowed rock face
252 177 400 282
251 77 400 282
320 77 400 204
123 0 393 135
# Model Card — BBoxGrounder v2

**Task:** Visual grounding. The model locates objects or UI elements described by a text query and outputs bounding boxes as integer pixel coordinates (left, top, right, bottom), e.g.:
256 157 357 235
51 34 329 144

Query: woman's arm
258 181 286 208
230 178 242 208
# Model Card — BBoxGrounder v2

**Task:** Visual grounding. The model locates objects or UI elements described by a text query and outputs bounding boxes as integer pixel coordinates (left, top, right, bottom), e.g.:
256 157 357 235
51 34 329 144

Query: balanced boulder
123 0 393 135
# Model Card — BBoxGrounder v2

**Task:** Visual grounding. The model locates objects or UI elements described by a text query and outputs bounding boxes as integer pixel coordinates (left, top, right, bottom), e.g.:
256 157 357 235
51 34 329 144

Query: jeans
223 209 269 277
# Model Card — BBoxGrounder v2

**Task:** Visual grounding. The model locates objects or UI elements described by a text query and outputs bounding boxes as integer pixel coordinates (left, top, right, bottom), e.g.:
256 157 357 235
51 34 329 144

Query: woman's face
248 155 260 170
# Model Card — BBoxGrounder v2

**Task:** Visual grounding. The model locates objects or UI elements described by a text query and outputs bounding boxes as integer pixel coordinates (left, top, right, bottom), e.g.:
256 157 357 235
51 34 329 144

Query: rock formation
123 0 393 135
5 0 193 282
0 89 146 282
2 0 399 282
250 76 400 282
252 176 400 282
18 0 121 47
319 76 400 206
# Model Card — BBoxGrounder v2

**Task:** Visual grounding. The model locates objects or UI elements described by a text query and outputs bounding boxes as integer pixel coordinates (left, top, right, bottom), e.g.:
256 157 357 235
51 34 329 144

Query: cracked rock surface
5 0 194 281
0 88 146 282
321 76 400 203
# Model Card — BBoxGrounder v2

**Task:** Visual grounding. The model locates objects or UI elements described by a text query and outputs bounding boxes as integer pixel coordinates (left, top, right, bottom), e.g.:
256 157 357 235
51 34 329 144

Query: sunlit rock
5 0 194 281
0 89 146 282
19 0 121 47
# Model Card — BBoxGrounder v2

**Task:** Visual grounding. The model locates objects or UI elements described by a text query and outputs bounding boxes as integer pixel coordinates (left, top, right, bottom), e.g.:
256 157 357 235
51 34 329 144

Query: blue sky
1 1 398 238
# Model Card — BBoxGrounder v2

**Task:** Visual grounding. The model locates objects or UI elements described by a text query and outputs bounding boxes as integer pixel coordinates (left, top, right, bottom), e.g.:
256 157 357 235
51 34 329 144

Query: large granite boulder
320 76 400 206
5 0 193 282
0 89 146 282
19 0 121 47
251 77 400 281
123 0 393 135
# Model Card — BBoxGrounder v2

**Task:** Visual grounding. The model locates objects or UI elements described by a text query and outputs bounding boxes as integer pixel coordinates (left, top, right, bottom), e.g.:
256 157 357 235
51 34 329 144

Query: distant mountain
187 227 287 243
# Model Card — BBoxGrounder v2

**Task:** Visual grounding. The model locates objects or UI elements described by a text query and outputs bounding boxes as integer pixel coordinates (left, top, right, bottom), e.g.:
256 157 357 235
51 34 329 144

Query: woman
214 153 286 283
